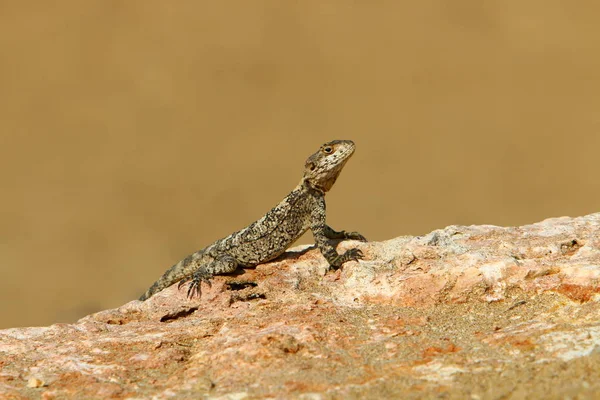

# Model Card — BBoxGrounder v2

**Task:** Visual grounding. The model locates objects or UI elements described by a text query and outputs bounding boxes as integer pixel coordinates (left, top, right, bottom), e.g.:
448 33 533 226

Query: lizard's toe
346 231 367 242
184 272 214 299
186 280 200 298
178 279 189 290
345 248 364 261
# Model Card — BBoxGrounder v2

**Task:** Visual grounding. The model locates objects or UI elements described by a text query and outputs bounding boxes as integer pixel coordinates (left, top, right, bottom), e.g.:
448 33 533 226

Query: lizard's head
303 140 356 192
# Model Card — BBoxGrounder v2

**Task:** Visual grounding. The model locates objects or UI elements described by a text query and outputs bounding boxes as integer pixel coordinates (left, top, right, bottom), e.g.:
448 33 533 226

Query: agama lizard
139 140 366 301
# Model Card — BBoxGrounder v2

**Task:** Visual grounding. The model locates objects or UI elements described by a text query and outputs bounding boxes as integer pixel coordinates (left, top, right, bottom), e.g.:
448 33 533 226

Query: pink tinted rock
1 214 600 398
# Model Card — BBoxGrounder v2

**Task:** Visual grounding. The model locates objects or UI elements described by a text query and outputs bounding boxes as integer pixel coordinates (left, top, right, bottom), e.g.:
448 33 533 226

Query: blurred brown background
1 1 599 328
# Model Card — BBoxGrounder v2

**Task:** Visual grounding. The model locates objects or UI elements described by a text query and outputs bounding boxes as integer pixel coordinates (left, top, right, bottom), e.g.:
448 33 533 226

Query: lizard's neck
301 177 328 195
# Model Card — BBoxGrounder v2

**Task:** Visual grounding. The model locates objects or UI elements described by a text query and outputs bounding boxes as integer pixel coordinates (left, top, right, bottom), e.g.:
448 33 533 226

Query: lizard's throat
305 169 344 193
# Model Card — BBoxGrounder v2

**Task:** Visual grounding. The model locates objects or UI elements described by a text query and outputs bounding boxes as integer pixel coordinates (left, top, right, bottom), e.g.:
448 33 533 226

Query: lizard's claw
345 231 367 242
178 272 213 299
187 279 200 299
329 248 364 270
344 248 364 261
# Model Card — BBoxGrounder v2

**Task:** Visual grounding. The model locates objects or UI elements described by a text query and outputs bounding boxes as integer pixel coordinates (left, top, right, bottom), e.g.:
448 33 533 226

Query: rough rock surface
2 214 600 399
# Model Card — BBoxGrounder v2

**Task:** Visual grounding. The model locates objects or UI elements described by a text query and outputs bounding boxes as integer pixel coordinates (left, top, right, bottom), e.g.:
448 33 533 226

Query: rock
1 214 600 399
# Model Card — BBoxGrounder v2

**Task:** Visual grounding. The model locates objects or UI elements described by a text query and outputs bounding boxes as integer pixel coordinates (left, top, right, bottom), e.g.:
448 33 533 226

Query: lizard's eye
323 146 333 154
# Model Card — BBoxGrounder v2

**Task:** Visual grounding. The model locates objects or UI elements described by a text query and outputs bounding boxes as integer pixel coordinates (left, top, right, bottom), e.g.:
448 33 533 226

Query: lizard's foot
344 231 367 242
341 248 364 262
178 271 213 299
329 248 364 270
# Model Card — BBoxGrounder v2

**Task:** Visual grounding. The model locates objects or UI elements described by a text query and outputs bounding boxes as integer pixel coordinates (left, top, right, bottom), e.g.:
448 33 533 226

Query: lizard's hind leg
181 255 240 298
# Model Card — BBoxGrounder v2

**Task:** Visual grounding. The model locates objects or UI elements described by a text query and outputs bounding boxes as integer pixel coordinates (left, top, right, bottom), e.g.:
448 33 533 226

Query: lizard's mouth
334 143 355 164
331 139 354 157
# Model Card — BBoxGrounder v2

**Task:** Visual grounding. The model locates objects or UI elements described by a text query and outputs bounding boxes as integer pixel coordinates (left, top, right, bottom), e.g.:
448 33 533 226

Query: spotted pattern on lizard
139 140 366 301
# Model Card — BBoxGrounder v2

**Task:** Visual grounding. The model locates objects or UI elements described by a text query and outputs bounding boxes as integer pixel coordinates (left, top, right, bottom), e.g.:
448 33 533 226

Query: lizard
139 139 366 301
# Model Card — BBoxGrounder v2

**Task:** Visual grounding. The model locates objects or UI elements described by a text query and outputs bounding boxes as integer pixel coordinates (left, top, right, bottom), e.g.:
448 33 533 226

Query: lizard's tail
138 255 198 301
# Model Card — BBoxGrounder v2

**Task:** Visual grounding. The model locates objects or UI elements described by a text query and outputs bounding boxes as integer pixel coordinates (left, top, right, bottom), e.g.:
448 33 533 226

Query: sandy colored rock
2 214 600 399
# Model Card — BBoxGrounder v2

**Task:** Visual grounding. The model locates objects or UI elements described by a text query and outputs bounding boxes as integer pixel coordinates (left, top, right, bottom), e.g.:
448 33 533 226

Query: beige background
1 1 599 328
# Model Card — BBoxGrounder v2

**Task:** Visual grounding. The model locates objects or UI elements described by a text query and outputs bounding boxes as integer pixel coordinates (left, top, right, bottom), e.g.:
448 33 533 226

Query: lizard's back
207 183 316 266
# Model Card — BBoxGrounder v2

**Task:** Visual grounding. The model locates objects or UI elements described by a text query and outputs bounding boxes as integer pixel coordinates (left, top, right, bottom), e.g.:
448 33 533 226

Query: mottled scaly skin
139 140 366 301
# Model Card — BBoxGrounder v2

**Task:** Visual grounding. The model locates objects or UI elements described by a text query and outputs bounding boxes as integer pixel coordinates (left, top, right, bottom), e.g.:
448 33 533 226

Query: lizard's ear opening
306 161 316 171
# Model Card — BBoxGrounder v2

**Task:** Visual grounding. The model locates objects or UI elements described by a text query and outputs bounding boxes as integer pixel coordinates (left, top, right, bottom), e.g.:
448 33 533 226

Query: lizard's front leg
310 199 364 270
180 255 240 298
